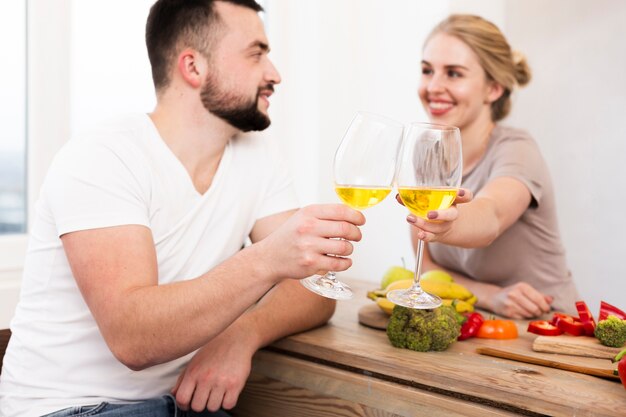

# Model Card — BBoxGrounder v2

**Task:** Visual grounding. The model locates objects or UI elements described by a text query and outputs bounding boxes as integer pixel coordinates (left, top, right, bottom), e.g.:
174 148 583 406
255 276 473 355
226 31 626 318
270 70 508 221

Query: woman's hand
487 282 553 319
396 188 473 243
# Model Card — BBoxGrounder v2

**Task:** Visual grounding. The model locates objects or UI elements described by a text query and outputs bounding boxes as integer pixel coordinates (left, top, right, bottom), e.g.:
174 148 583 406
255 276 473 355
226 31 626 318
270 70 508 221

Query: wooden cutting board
476 338 620 380
357 304 389 330
532 335 624 359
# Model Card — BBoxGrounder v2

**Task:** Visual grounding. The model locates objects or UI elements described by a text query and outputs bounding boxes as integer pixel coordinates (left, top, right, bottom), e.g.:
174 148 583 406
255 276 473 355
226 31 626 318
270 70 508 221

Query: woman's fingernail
407 214 417 223
427 211 438 220
458 189 465 197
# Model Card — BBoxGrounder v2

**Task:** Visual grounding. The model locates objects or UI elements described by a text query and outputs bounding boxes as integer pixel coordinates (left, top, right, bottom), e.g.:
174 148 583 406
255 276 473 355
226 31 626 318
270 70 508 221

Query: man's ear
486 81 505 103
177 48 205 88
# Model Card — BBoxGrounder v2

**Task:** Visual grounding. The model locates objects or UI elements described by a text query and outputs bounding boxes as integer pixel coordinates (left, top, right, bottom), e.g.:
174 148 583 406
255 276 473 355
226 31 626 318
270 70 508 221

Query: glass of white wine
300 111 404 300
386 122 462 309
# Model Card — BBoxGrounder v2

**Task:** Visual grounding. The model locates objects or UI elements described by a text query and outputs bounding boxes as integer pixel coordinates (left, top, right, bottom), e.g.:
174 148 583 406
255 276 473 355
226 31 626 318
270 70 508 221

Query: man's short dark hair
146 0 264 91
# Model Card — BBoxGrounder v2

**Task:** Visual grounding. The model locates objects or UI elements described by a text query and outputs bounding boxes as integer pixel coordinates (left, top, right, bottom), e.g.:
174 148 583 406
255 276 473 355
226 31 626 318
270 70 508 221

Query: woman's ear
486 81 505 104
177 48 205 89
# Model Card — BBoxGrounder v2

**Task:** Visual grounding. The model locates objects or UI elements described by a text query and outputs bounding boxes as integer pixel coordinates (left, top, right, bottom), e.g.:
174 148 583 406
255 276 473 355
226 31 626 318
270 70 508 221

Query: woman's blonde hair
426 14 531 121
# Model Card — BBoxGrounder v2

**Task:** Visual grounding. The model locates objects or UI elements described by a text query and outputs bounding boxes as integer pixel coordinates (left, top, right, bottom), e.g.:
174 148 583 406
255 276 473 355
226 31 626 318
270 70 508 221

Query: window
0 1 27 235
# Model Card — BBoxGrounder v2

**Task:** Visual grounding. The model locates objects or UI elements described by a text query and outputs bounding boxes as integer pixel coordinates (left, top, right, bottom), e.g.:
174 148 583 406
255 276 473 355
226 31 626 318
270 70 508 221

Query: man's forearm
227 279 336 352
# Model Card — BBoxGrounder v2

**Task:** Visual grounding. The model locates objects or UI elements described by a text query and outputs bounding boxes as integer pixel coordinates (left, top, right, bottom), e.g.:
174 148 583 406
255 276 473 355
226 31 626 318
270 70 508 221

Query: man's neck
149 96 238 194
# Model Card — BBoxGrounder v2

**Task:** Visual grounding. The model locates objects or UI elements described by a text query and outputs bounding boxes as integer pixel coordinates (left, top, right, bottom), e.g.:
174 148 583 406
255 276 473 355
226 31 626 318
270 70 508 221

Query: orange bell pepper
476 318 518 339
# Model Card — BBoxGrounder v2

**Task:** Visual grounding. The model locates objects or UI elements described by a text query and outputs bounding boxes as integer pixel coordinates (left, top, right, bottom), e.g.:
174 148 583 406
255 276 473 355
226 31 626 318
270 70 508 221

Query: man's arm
62 204 361 371
171 209 337 413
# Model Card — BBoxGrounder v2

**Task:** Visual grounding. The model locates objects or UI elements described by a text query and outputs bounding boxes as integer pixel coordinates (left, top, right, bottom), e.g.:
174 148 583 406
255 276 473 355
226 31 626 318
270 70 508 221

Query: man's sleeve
43 139 150 236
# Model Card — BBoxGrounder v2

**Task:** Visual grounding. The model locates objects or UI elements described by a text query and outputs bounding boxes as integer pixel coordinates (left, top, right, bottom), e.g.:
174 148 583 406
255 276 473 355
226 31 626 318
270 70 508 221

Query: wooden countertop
264 278 626 416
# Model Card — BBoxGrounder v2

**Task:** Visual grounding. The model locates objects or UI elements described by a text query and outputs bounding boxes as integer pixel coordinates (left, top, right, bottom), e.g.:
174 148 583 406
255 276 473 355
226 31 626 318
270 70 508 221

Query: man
0 1 365 415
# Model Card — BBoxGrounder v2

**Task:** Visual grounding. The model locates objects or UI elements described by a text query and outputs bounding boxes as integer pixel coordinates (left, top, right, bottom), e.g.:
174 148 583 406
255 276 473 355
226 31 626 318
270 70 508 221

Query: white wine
398 187 457 218
335 185 392 210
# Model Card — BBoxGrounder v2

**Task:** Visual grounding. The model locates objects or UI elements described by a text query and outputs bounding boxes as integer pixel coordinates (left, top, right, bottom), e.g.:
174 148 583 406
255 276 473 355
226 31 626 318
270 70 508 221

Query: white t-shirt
0 114 299 417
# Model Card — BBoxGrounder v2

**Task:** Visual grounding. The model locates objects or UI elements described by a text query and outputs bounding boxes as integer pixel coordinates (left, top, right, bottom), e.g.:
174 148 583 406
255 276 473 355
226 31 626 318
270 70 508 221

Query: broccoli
386 305 461 352
595 315 626 348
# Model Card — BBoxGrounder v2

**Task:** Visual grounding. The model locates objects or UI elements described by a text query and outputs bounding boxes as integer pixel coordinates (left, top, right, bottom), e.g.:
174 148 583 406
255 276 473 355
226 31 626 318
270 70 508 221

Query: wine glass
300 111 404 300
386 122 462 309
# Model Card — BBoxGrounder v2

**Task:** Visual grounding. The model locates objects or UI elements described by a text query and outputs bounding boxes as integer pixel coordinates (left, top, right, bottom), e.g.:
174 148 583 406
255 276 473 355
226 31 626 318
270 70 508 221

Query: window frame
0 0 72 284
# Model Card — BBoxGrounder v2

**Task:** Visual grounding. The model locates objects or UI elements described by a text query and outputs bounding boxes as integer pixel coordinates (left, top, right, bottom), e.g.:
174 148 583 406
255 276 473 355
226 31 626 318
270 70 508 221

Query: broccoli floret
595 315 626 347
386 305 461 352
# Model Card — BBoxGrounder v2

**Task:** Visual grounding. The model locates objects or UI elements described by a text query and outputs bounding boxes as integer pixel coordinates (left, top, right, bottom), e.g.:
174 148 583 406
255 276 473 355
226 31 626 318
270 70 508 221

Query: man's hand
172 325 255 413
487 282 553 319
255 204 365 280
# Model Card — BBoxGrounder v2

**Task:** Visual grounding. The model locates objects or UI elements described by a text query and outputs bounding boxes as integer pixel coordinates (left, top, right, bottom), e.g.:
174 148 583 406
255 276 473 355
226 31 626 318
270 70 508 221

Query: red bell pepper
458 312 484 341
599 301 626 321
552 313 585 336
614 348 626 390
575 301 597 336
527 320 563 336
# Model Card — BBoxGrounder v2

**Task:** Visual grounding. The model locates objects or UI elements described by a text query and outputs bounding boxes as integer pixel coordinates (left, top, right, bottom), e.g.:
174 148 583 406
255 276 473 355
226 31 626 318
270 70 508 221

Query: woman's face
419 32 499 131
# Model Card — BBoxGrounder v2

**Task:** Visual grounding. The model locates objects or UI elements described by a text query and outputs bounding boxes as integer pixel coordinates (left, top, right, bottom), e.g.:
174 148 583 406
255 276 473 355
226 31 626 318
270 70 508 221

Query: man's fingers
174 379 195 411
305 204 365 225
206 388 226 413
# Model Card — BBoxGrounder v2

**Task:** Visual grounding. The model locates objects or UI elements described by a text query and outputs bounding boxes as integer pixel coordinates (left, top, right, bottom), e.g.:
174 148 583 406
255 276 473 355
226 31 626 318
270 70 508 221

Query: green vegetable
386 305 461 352
594 315 626 347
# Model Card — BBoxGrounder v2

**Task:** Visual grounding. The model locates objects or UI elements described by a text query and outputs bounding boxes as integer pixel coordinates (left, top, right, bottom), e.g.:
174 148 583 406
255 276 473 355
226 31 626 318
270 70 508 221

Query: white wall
503 0 626 312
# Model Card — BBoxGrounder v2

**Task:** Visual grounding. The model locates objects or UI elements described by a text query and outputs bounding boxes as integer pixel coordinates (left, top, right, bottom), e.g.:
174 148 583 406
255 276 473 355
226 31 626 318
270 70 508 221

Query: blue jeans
41 395 231 417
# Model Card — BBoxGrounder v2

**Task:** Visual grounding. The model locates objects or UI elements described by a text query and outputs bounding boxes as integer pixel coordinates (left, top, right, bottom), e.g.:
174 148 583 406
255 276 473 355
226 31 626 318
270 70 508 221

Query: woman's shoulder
492 124 536 143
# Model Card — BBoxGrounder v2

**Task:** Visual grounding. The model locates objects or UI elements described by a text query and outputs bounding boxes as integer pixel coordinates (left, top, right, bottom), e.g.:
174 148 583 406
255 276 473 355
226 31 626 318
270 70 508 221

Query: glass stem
411 239 425 293
324 271 337 282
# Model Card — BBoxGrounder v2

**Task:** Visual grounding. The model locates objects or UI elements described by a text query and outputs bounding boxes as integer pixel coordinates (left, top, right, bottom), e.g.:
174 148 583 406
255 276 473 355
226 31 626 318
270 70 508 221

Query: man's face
200 2 281 132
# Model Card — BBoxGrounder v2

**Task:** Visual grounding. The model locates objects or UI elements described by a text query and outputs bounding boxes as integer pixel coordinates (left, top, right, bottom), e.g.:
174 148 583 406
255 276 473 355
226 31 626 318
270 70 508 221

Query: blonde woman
408 15 579 318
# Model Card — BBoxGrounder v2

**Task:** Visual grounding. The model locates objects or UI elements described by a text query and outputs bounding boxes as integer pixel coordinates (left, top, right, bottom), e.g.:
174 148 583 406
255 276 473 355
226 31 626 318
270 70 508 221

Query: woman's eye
447 69 462 78
421 67 433 75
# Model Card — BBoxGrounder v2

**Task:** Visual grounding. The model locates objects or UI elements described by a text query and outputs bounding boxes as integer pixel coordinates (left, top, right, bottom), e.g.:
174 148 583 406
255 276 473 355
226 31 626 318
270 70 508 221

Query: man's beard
200 73 272 132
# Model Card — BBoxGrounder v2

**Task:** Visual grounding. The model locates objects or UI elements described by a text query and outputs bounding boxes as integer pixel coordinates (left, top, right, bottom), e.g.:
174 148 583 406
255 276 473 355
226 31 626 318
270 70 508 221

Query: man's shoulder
74 113 151 143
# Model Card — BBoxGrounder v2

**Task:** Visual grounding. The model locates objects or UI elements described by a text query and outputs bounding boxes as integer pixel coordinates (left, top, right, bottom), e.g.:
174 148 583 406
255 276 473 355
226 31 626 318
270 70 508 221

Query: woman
407 14 579 318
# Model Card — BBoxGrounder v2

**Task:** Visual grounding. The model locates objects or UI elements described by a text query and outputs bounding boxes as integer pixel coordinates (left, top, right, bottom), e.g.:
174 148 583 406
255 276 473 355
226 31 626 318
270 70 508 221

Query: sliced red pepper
599 301 626 321
553 314 585 336
458 312 484 341
575 301 597 336
527 320 563 336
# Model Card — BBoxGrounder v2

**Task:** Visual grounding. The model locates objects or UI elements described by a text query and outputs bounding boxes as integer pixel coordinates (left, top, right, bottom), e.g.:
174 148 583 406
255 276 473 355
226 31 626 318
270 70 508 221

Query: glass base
386 288 442 309
300 274 353 300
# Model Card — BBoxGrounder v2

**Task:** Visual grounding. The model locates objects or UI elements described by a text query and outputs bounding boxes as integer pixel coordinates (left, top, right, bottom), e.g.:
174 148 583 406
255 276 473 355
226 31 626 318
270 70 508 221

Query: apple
381 266 414 289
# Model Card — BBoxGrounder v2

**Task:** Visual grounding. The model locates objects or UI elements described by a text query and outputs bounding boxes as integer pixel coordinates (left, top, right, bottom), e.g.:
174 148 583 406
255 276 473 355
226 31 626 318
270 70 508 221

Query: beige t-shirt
428 125 579 313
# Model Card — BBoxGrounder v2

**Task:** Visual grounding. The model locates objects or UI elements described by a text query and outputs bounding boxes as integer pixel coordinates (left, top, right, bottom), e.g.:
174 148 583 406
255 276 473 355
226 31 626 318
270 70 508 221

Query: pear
380 266 414 290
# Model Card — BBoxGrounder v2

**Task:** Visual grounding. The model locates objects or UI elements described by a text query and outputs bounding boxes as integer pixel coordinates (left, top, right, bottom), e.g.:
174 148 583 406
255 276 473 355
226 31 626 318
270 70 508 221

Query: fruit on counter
575 300 597 336
476 318 518 339
378 279 472 300
551 313 585 336
527 320 563 336
380 265 414 290
420 269 454 283
594 315 626 348
368 278 477 315
599 300 626 321
386 305 461 352
376 297 395 315
614 348 626 390
441 298 474 313
458 312 484 341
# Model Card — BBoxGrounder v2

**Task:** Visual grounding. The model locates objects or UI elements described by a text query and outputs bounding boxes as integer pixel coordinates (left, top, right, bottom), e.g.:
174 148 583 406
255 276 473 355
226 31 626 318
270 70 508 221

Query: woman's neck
461 118 496 175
